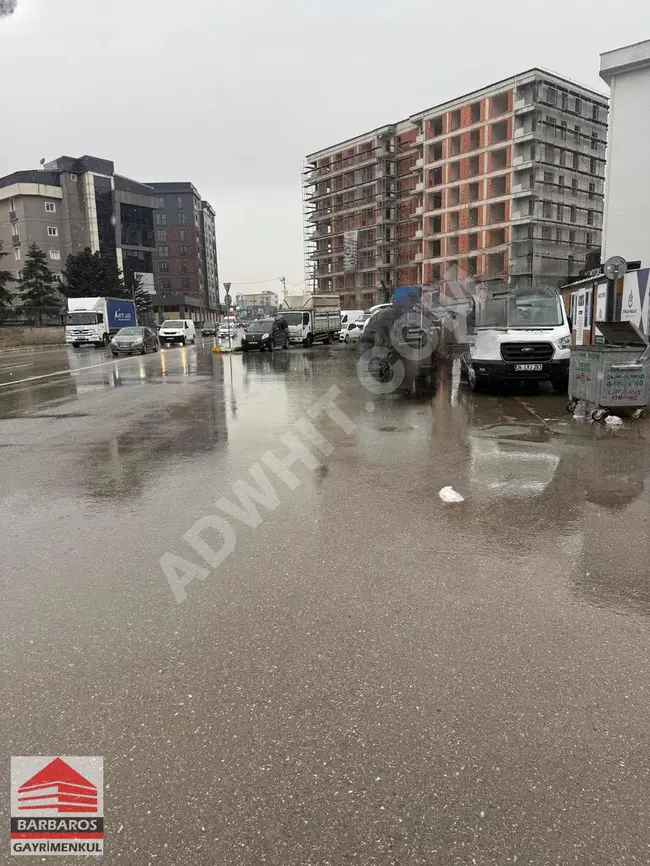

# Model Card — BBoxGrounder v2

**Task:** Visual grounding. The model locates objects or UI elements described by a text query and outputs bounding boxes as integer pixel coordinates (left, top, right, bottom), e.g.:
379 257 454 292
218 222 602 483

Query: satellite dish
603 255 627 281
39 158 45 165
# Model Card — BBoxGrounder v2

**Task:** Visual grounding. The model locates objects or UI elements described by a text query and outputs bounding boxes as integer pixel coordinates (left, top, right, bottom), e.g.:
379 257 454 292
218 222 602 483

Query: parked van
340 309 364 326
158 319 196 345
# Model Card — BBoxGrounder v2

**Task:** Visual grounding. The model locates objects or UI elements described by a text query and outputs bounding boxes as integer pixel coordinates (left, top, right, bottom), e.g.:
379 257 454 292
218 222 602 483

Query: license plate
515 363 543 372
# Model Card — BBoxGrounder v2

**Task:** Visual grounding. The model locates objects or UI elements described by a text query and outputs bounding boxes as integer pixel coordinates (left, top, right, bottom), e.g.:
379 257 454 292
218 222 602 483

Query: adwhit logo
18 758 98 814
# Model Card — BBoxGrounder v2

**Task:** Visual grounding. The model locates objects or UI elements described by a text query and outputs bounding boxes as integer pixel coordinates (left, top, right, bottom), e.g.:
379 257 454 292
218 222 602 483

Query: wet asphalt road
1 341 649 865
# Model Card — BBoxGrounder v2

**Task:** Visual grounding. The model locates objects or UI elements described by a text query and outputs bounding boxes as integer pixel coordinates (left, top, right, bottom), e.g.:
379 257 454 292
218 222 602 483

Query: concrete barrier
0 326 65 349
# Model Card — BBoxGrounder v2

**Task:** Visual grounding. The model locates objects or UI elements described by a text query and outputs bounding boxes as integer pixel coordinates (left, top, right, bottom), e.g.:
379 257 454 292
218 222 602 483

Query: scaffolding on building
302 159 318 295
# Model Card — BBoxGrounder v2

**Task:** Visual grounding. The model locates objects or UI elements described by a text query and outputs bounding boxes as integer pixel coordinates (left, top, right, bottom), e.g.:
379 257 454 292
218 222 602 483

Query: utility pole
280 276 287 306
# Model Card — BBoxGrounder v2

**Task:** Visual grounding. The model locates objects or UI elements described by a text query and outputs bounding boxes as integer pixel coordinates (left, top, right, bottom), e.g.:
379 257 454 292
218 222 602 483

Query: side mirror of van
567 316 573 331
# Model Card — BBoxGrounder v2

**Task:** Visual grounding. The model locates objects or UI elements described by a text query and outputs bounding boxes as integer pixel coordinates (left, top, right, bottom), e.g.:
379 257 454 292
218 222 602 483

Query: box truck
65 297 137 348
279 295 341 346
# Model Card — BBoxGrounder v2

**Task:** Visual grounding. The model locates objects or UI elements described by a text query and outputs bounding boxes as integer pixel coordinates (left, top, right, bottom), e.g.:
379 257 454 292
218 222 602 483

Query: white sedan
339 322 362 343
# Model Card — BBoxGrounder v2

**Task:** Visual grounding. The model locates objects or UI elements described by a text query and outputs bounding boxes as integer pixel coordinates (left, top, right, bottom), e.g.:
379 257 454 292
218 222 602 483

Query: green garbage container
567 321 649 420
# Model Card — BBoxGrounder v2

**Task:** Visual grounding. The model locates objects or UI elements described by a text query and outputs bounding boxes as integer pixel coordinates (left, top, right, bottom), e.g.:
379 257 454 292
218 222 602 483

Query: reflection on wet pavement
1 342 649 865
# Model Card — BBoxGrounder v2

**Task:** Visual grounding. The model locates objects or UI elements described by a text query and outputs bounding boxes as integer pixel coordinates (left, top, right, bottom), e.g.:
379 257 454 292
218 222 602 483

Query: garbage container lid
596 320 648 346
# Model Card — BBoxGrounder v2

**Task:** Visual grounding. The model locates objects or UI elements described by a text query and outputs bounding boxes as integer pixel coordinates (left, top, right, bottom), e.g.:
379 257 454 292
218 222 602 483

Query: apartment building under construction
303 69 609 308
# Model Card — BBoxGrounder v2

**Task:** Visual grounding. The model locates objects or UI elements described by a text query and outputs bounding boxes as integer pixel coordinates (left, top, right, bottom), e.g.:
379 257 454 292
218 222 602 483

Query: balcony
410 158 424 173
413 251 423 262
414 229 423 239
414 181 424 193
414 205 423 216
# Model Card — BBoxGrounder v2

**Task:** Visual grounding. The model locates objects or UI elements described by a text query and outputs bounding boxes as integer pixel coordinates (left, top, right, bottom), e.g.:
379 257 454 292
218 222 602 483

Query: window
589 157 597 175
51 273 62 283
572 178 579 194
586 232 593 247
545 86 557 105
160 277 171 289
543 170 554 185
587 210 595 226
546 144 555 163
45 201 56 213
70 173 77 182
568 230 575 244
177 196 183 208
13 247 20 261
557 204 564 221
47 226 58 237
558 175 565 188
556 227 563 243
178 228 186 241
157 245 169 257
575 97 582 115
159 261 169 273
591 132 598 150
181 276 190 289
177 213 187 224
179 244 188 255
574 125 581 144
561 92 568 111
156 228 167 241
570 206 577 223
573 153 580 170
559 150 566 167
542 226 552 240
155 212 167 225
180 261 188 273
560 121 567 141
49 249 61 260
588 182 596 200
592 104 600 122
542 201 552 218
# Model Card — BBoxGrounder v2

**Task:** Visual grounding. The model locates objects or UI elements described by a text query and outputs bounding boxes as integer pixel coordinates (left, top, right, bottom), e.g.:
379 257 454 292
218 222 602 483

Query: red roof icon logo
17 758 98 813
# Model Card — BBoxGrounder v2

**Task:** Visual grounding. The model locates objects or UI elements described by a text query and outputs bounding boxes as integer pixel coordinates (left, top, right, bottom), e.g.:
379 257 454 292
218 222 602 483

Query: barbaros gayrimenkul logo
10 756 104 857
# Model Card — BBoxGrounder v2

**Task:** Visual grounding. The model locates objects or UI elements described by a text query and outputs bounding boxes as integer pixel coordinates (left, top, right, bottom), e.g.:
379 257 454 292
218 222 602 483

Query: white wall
601 46 650 267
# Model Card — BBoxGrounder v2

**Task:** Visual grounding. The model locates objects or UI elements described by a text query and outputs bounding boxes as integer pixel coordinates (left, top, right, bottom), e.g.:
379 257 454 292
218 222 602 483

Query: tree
17 244 61 325
129 272 154 324
63 247 124 298
0 0 17 17
0 241 16 320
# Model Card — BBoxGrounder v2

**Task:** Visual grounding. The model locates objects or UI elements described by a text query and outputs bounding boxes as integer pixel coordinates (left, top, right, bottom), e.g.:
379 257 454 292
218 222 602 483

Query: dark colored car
241 317 289 352
111 326 159 356
201 321 219 336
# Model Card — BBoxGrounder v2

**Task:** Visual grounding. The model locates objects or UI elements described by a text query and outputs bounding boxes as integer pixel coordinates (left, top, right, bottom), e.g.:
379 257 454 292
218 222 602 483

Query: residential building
148 182 219 323
303 69 609 308
0 155 159 293
235 290 279 318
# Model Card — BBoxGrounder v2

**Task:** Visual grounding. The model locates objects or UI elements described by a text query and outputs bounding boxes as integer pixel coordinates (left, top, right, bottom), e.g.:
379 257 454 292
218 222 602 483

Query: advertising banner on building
621 268 650 335
343 230 358 273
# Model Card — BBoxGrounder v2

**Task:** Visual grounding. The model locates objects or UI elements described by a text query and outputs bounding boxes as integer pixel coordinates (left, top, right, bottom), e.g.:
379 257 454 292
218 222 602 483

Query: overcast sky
2 0 650 295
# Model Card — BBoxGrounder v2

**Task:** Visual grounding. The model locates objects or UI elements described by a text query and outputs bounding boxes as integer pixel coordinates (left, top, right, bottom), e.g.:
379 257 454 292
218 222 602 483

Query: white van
158 319 196 345
466 286 571 392
340 309 364 327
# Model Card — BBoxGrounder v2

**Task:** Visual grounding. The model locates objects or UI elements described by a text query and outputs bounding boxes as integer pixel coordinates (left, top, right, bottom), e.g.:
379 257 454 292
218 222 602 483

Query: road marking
0 356 144 390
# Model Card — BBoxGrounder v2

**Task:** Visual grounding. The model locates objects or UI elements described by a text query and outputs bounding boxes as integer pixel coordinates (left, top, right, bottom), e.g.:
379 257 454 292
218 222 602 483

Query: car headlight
557 335 571 349
262 333 269 340
111 338 117 344
133 339 143 345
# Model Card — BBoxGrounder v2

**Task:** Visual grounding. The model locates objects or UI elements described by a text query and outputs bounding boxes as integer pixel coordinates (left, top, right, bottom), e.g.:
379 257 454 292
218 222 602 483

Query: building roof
600 38 650 84
306 66 609 160
149 181 199 196
0 170 60 189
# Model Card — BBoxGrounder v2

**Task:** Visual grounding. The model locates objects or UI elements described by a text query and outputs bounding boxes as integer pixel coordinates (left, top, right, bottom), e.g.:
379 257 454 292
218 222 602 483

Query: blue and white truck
65 297 137 348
